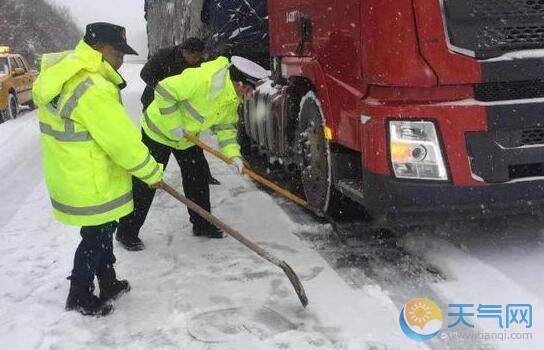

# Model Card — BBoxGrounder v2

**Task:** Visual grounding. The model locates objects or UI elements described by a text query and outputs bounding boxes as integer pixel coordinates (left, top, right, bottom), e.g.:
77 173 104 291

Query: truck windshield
0 58 8 74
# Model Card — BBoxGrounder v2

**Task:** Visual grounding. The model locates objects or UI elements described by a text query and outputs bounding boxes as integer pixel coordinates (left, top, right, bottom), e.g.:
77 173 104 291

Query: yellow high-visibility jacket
142 56 242 159
33 40 163 227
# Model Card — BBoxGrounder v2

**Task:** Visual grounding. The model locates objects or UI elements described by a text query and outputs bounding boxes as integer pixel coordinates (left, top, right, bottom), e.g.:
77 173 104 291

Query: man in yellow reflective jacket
116 55 268 248
33 23 164 316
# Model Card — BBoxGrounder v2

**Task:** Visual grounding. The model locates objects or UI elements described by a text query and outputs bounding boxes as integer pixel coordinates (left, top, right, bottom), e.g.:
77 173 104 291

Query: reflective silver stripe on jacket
40 79 94 142
127 153 151 173
144 111 178 142
170 127 185 139
218 137 238 148
51 191 132 216
159 104 179 115
140 163 160 182
59 79 94 119
45 103 58 115
155 84 176 101
180 100 205 124
45 89 66 115
212 124 236 133
40 122 92 142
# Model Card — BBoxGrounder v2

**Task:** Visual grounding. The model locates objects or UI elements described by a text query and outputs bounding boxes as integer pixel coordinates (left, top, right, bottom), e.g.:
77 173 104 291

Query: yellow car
0 47 36 122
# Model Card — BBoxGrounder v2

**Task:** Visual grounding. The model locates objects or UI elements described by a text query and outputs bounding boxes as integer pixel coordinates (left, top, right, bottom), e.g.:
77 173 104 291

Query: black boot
98 269 131 302
115 231 144 251
193 224 226 239
66 285 113 316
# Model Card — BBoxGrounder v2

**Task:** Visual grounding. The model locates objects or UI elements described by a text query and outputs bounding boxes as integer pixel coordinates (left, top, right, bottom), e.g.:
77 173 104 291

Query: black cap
84 22 138 55
180 37 205 52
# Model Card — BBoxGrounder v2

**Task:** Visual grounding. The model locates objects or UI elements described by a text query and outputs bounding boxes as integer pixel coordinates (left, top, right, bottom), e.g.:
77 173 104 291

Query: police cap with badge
229 56 269 88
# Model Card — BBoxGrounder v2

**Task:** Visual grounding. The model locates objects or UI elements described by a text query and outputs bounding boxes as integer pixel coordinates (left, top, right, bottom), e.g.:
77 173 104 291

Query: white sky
46 0 148 58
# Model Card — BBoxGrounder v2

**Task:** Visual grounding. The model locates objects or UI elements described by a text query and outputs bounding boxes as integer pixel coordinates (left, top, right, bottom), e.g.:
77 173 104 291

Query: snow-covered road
0 108 43 228
0 64 542 350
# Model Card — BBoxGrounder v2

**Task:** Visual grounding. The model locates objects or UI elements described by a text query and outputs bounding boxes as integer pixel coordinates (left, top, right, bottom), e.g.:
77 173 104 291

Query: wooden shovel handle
184 133 309 209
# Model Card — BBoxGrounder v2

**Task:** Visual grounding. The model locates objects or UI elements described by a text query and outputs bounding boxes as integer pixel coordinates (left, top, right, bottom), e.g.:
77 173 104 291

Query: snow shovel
161 182 309 308
183 133 309 209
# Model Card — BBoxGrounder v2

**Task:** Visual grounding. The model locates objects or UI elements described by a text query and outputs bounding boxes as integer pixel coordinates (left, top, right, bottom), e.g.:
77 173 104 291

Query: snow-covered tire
295 91 341 216
6 93 19 120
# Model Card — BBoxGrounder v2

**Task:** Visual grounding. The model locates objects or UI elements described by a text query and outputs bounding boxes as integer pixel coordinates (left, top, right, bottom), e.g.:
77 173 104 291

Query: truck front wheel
295 92 340 215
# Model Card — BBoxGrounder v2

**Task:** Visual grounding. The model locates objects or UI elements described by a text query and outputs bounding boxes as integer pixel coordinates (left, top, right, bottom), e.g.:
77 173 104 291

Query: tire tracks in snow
269 196 501 350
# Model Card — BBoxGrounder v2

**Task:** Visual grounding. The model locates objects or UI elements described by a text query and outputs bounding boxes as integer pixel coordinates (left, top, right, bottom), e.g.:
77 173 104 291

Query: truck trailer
146 0 544 224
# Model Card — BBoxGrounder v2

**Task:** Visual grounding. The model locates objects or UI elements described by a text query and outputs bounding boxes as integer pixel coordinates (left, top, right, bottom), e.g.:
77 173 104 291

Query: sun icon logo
409 301 432 326
399 298 443 342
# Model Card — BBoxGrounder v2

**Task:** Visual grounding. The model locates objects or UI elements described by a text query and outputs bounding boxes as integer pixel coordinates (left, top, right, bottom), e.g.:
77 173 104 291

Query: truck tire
295 91 341 216
6 93 18 120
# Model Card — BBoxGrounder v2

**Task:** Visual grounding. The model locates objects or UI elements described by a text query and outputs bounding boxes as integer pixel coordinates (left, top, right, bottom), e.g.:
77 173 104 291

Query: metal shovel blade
279 261 309 307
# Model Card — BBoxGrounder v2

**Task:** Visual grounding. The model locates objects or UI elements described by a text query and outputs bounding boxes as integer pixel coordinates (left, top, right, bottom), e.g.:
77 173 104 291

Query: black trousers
118 130 213 238
70 222 117 289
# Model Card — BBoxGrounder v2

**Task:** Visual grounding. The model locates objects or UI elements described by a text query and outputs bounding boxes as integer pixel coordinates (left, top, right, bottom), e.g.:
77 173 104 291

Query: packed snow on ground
0 63 542 350
0 64 425 350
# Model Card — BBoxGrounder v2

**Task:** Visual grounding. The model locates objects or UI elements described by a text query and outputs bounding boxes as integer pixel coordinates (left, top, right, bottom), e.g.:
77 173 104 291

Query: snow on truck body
146 0 544 224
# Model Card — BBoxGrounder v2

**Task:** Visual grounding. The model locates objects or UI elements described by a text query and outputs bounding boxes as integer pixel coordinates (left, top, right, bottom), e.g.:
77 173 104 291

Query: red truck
145 0 544 224
232 0 544 224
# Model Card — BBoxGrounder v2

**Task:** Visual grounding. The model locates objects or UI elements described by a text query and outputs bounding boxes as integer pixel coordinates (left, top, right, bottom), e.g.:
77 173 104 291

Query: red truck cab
240 0 544 223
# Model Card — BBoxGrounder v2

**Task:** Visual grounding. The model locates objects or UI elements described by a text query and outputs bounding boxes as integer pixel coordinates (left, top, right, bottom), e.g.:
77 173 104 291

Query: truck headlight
389 120 448 181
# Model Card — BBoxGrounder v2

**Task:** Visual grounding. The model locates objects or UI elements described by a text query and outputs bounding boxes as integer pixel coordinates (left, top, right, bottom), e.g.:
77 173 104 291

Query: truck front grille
474 80 544 101
509 163 544 179
497 128 544 148
443 0 544 58
467 129 544 182
472 0 544 18
521 128 544 145
480 25 544 49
